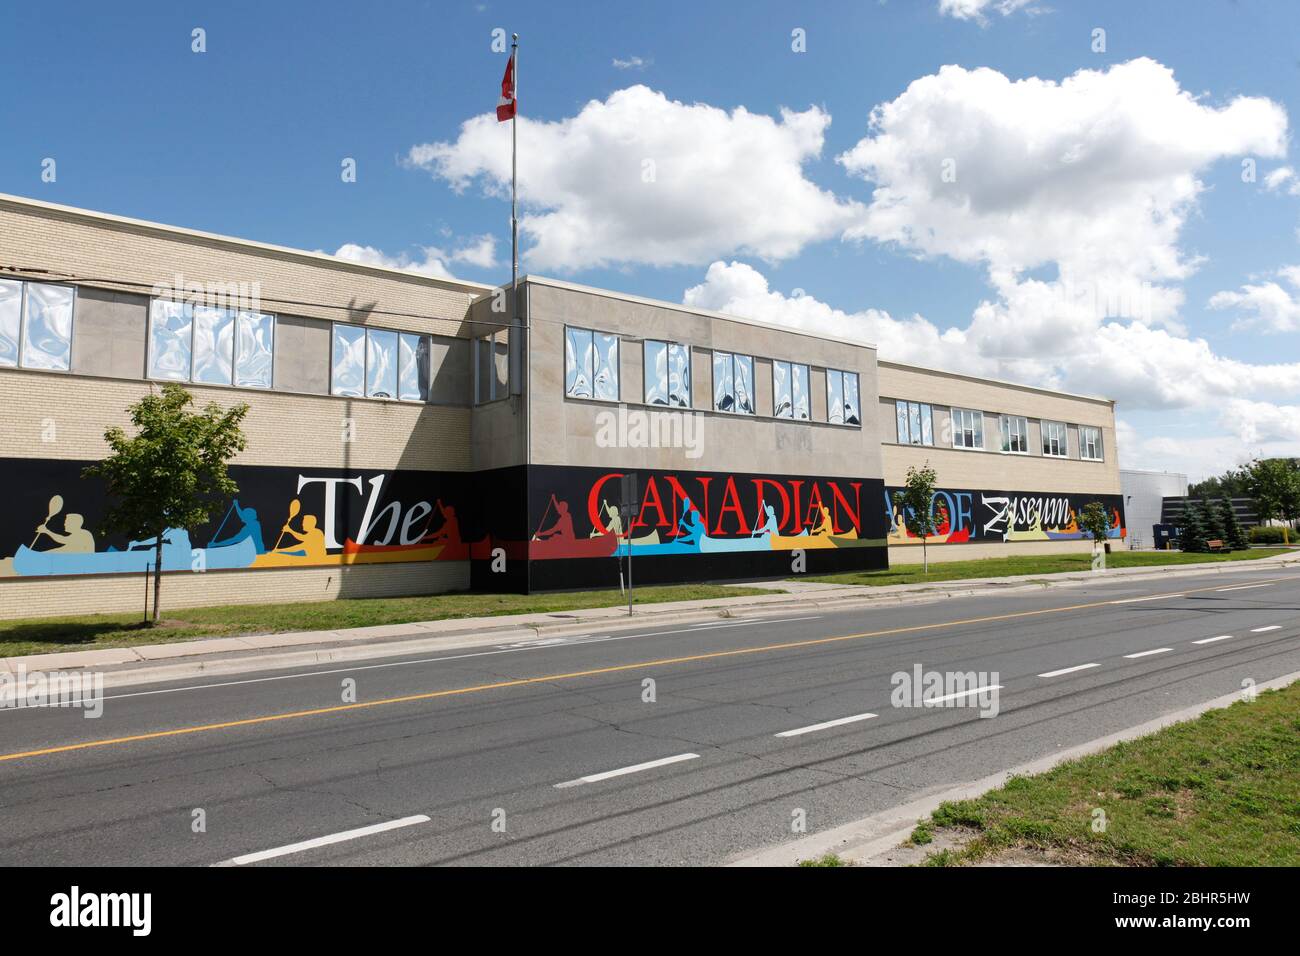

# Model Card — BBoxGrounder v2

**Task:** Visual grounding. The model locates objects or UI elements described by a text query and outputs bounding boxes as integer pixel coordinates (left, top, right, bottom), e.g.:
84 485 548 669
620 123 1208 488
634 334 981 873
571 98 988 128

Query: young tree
1245 457 1300 545
1220 496 1250 551
1201 496 1226 547
1077 501 1111 564
1178 502 1207 553
83 383 249 621
892 463 939 573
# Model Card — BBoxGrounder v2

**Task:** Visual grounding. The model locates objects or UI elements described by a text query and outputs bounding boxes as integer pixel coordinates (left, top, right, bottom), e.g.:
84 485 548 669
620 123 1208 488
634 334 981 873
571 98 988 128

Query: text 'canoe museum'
0 195 1123 617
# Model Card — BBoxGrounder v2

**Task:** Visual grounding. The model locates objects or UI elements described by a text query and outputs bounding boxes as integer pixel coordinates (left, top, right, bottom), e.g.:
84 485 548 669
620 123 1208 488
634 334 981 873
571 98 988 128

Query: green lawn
915 681 1300 866
808 547 1293 587
0 584 769 659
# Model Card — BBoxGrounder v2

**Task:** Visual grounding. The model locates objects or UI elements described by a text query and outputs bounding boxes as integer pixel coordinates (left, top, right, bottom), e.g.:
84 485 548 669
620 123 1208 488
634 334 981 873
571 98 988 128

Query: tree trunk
922 536 928 574
152 533 164 623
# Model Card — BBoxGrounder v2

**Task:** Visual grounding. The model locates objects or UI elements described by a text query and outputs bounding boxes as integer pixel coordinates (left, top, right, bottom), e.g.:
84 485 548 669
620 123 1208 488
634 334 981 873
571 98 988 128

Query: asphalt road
2 565 1298 866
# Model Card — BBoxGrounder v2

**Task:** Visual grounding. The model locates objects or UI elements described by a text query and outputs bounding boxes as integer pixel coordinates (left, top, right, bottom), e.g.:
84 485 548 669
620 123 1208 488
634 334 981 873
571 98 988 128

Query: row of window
564 325 861 425
1 282 439 404
148 302 435 402
148 300 276 389
330 324 432 402
0 280 76 371
894 400 1104 460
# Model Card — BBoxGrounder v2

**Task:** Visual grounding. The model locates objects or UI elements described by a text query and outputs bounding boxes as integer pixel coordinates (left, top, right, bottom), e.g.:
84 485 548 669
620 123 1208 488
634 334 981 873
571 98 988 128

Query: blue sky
4 0 1300 479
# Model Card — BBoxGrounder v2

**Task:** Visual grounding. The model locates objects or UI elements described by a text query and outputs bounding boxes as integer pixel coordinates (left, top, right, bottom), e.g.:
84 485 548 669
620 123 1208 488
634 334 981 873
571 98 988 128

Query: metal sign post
620 473 639 616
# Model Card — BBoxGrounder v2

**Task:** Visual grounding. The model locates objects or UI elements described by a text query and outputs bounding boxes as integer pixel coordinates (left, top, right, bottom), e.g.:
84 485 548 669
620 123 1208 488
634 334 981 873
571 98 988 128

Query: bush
1248 525 1288 544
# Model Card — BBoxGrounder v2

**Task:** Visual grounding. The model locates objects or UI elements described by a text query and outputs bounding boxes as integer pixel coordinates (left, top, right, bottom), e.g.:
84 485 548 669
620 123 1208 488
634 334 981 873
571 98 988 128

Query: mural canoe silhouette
13 535 257 577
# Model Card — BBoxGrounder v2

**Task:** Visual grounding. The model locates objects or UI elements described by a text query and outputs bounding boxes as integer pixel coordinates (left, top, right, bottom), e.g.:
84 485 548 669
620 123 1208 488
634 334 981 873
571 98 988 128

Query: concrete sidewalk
5 551 1298 690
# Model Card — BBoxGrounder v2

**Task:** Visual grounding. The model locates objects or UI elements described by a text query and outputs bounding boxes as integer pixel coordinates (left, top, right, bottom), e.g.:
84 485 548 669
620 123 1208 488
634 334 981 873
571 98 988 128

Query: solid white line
223 814 430 865
1124 647 1174 659
554 753 699 788
1192 635 1234 645
1250 625 1282 633
924 684 1002 705
1037 662 1100 678
1215 583 1275 592
1110 594 1184 604
775 712 877 738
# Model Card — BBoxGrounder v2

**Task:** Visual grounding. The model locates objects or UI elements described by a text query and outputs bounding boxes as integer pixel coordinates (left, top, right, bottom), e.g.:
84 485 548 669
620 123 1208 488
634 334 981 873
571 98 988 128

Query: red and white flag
496 52 516 122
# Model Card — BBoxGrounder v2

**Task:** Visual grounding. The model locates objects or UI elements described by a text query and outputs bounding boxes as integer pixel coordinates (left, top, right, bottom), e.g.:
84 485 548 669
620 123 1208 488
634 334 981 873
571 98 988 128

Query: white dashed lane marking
774 713 877 738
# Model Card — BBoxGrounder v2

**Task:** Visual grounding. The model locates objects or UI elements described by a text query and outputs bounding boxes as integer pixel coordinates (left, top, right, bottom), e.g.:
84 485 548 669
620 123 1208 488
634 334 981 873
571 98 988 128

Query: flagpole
511 34 518 339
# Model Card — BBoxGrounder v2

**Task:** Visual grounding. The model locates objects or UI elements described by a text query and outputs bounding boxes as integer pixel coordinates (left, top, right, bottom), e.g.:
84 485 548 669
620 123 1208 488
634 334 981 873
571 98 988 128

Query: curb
726 670 1300 867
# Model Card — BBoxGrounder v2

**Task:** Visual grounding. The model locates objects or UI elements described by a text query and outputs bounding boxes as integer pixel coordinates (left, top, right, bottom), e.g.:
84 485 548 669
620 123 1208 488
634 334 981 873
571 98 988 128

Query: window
192 306 235 384
826 369 860 425
774 360 810 419
644 340 690 408
0 281 75 371
712 351 754 414
999 414 1028 454
148 300 194 381
1080 425 1103 461
565 326 619 401
331 323 429 401
894 400 933 445
0 279 23 367
1042 420 1068 457
366 328 398 398
951 407 984 449
398 332 430 402
149 300 275 388
331 323 365 397
235 312 275 389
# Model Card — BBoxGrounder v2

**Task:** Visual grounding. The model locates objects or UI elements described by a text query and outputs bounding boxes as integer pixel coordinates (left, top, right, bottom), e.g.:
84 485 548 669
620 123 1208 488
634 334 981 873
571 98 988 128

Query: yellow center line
1 572 1293 763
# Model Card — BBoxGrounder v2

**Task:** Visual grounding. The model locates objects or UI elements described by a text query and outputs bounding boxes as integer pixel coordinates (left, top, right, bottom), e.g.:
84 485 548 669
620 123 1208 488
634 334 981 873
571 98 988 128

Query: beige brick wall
0 561 470 621
526 280 884 481
0 196 485 338
0 369 472 472
878 360 1120 494
889 538 1096 564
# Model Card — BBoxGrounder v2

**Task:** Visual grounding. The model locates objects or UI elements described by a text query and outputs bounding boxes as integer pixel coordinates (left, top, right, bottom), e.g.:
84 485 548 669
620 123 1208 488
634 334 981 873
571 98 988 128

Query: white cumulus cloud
406 85 862 271
1208 265 1300 333
329 234 498 278
938 0 1036 22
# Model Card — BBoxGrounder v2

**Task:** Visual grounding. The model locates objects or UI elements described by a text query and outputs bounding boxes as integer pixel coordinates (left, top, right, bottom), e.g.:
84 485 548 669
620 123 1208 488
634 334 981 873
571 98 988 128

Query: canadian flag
496 52 516 122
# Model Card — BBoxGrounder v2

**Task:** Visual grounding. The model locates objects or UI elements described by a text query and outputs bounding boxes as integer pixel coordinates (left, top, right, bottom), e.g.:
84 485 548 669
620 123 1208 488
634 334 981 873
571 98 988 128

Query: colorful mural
0 458 890 591
525 465 889 589
0 459 483 579
884 486 1126 545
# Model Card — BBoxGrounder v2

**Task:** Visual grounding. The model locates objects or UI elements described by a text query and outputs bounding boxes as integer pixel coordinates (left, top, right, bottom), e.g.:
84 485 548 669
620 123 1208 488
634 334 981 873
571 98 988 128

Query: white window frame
564 325 619 402
1080 425 1103 461
644 339 691 408
1042 419 1069 458
999 414 1029 454
894 399 933 445
826 369 861 427
150 298 276 390
951 407 984 450
5 280 77 373
773 360 810 420
712 350 755 415
332 322 430 403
